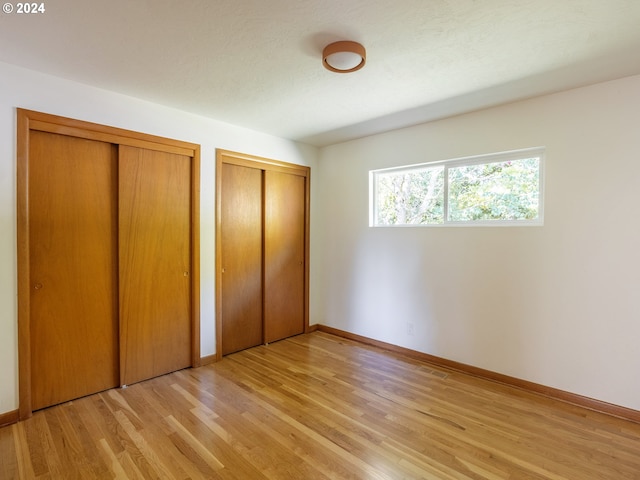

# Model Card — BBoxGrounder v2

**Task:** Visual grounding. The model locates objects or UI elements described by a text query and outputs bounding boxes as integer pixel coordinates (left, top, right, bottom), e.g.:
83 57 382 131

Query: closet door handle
34 283 43 290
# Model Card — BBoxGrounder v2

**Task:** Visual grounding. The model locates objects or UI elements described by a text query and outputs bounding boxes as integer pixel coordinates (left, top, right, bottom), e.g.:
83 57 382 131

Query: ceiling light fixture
322 41 366 73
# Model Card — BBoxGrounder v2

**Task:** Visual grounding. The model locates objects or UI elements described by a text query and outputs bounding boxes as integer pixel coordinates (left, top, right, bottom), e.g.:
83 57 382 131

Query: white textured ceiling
1 0 640 146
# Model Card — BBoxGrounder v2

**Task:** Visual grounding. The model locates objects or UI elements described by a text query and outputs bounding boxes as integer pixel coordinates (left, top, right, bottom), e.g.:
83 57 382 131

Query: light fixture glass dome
323 41 366 73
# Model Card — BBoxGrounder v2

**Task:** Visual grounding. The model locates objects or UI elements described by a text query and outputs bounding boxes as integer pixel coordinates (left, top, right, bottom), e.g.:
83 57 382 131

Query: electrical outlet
406 322 415 336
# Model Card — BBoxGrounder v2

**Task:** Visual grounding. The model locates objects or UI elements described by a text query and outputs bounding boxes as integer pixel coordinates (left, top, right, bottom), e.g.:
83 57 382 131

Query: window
370 147 544 226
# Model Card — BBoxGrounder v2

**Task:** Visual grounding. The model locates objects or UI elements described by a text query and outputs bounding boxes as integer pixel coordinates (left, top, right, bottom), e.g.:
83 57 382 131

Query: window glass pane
447 157 540 222
370 149 543 227
375 166 444 225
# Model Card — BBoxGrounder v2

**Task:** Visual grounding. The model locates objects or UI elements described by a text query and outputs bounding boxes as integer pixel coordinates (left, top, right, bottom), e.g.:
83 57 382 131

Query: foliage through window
371 148 544 226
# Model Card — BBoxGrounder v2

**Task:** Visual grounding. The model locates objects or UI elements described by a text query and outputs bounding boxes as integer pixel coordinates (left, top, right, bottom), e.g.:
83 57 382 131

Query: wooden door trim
216 149 310 175
215 150 311 360
16 109 31 419
22 109 198 155
190 150 202 369
16 109 201 418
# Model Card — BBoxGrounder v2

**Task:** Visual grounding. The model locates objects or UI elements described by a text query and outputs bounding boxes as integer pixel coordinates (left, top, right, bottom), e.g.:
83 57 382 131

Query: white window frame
370 147 545 227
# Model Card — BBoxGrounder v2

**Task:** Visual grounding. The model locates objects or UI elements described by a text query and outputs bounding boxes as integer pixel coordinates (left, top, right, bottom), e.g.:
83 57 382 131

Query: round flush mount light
322 41 366 73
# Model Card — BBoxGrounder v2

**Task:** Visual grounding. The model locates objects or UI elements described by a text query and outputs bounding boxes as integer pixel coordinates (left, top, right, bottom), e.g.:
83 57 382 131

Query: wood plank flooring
2 332 640 479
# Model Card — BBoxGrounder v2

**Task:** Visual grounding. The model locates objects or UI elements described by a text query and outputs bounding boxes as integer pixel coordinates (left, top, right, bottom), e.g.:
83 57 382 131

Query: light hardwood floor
2 332 639 479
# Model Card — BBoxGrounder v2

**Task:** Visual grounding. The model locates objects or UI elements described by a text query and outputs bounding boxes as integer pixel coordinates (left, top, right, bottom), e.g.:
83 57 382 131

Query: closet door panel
29 132 119 410
220 163 263 354
119 145 192 385
264 170 305 343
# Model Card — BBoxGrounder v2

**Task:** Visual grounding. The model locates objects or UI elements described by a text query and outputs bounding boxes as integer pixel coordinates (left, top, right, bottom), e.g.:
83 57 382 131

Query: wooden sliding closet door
220 162 264 355
217 150 309 357
19 109 200 417
119 146 192 385
264 170 306 343
29 132 119 411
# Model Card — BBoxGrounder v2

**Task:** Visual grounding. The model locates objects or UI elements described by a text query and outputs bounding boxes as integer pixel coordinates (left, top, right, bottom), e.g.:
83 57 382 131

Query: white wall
0 61 319 415
316 74 640 411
